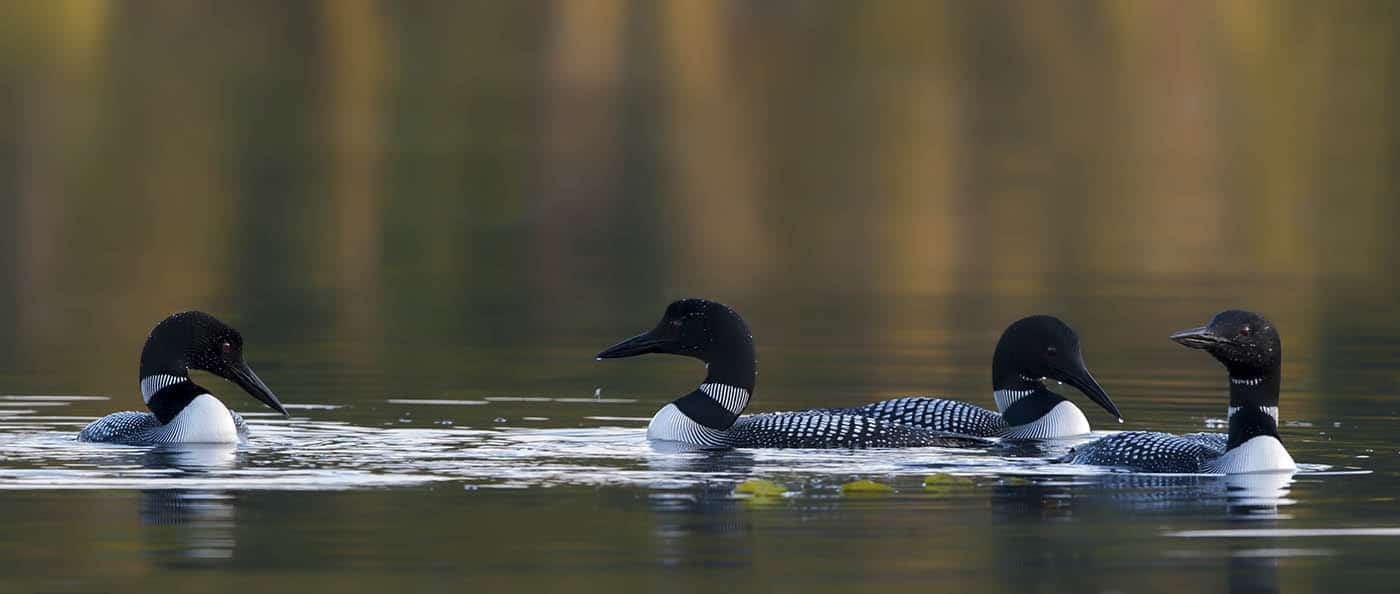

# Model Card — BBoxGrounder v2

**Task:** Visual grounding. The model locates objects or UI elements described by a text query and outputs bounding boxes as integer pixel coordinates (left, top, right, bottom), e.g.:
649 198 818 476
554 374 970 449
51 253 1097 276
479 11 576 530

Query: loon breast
79 394 247 445
1001 400 1090 439
1204 436 1295 474
647 403 731 447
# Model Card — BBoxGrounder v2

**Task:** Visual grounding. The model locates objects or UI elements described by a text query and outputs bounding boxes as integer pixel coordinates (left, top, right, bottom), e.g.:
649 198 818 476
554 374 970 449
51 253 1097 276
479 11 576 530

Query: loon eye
220 341 234 354
1238 326 1251 337
1045 346 1058 357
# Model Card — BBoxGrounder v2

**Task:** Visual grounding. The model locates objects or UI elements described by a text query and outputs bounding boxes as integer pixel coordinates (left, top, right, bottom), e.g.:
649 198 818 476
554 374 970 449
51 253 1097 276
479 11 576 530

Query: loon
597 298 987 449
1062 310 1296 474
78 311 287 445
815 316 1122 439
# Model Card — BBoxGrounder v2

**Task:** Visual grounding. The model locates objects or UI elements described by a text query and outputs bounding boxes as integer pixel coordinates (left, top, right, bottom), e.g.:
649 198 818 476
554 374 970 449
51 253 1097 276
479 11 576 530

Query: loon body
598 299 987 449
1063 310 1296 474
78 311 287 445
817 316 1123 439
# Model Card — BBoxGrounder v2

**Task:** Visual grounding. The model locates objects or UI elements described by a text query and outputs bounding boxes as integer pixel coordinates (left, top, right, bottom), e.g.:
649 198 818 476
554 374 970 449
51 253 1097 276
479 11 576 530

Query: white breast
646 404 729 447
1206 435 1296 474
1002 400 1090 439
162 394 241 443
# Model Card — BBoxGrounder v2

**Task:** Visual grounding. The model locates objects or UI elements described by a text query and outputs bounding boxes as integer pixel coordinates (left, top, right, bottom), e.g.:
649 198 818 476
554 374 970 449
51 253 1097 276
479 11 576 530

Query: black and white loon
78 311 287 445
816 316 1122 439
1062 310 1296 473
597 299 986 449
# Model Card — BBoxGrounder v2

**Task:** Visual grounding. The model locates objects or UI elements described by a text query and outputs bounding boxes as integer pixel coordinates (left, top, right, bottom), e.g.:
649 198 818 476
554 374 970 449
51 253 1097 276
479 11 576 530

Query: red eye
1045 346 1058 356
1239 326 1251 337
221 341 234 354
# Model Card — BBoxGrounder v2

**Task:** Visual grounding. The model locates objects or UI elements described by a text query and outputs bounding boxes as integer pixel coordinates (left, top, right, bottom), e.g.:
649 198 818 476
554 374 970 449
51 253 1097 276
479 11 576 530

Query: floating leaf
734 479 787 497
840 479 894 494
923 473 976 494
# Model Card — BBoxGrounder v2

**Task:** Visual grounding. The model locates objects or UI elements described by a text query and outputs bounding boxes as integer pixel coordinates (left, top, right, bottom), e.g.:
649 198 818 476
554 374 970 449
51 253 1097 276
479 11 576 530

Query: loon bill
1062 309 1296 474
596 298 988 449
78 311 287 445
813 315 1123 439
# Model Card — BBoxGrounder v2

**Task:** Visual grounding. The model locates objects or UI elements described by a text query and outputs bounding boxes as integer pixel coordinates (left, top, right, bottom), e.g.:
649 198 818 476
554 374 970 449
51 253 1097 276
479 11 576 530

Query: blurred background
0 0 1397 408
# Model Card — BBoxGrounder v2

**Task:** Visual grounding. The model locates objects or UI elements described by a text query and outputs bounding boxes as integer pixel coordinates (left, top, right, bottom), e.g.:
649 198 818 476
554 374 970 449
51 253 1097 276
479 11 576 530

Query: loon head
1170 310 1281 379
140 311 287 421
1173 310 1286 453
596 298 756 390
991 315 1122 422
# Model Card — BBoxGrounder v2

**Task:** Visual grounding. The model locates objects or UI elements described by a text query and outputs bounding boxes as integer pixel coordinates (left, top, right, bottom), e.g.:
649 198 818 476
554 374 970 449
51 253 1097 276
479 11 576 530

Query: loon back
798 315 1121 439
600 298 988 449
1062 310 1296 474
648 397 986 449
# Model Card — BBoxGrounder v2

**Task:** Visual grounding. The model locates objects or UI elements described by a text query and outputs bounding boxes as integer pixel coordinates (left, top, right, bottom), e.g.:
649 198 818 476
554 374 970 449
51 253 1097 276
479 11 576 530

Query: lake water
0 287 1395 593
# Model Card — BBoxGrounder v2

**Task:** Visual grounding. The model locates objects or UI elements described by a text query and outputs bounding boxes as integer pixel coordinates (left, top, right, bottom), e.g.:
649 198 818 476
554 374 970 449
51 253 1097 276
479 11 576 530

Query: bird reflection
1223 471 1295 518
642 447 757 569
139 444 242 564
1219 473 1296 594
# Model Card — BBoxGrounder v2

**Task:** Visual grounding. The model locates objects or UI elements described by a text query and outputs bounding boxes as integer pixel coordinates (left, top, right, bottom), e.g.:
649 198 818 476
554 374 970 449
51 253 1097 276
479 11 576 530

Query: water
0 290 1396 593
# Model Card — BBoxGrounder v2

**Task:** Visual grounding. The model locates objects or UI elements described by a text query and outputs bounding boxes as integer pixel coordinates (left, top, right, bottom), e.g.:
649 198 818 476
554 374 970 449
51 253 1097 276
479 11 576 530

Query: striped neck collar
141 373 190 403
697 383 751 416
1228 405 1279 423
670 382 752 431
993 388 1035 413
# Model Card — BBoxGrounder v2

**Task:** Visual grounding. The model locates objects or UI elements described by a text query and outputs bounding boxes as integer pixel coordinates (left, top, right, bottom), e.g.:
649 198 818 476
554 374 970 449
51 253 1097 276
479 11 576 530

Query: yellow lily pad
923 473 976 494
840 479 894 494
734 479 787 497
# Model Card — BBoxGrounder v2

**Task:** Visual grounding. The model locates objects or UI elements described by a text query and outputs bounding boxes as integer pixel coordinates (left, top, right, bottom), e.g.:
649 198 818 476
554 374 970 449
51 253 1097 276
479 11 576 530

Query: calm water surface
0 288 1396 593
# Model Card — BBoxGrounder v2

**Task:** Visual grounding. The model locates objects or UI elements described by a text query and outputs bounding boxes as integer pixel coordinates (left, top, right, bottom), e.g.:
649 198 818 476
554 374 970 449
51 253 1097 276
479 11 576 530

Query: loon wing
812 397 1009 437
1180 432 1228 453
726 411 989 449
1061 431 1214 473
78 411 162 444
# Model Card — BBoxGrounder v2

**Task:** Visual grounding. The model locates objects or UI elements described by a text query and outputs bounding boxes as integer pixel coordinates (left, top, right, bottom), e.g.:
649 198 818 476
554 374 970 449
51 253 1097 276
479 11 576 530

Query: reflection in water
645 447 756 568
139 445 241 564
1227 545 1282 594
1219 474 1298 594
1224 472 1296 519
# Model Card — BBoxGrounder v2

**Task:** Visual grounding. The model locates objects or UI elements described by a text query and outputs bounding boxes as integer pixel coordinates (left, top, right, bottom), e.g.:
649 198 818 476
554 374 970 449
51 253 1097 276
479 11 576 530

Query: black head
596 299 752 361
596 299 756 390
141 311 286 415
1170 310 1281 377
992 315 1122 421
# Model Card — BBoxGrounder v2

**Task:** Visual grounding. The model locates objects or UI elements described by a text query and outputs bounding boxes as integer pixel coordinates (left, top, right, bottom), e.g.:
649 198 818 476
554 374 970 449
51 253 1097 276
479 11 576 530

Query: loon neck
140 372 210 425
701 342 756 392
992 368 1050 411
665 346 755 431
1225 366 1281 450
994 385 1069 426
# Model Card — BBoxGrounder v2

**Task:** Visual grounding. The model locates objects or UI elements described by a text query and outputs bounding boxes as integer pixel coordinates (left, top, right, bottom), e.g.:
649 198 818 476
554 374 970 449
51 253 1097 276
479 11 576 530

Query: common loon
78 311 287 445
597 299 987 449
815 316 1122 439
1062 310 1296 474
